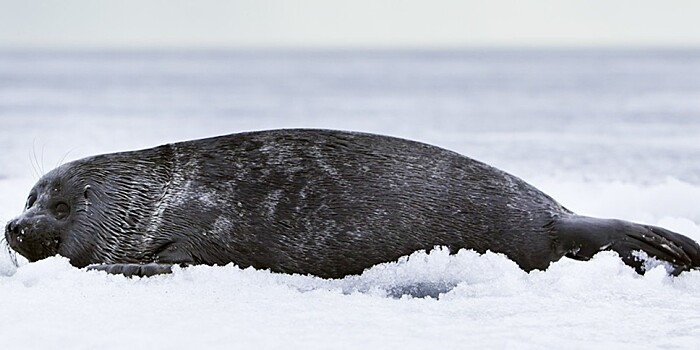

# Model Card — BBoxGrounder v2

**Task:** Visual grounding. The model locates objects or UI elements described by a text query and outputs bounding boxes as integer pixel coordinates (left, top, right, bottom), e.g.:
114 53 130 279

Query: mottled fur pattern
5 129 700 278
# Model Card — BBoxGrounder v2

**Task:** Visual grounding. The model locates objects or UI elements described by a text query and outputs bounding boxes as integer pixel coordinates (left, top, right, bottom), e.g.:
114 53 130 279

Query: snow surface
1 50 700 349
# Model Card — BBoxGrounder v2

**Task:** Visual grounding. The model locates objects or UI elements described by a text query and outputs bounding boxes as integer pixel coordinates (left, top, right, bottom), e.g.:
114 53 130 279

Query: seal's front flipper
554 216 700 275
87 263 174 277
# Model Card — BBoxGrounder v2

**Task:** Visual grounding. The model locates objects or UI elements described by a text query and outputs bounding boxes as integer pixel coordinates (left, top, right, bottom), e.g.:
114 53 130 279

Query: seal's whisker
40 143 46 176
0 237 18 267
28 152 39 180
56 148 75 168
30 139 41 180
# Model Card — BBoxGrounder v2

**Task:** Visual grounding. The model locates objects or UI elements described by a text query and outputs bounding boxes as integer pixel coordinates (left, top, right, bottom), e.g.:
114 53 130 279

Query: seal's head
4 147 176 268
4 165 89 264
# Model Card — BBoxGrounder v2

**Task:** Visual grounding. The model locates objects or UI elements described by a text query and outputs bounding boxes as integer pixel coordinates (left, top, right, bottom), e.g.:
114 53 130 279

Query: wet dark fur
5 129 700 278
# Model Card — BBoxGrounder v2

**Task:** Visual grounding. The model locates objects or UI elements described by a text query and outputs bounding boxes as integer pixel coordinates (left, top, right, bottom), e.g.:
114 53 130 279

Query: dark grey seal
4 129 700 278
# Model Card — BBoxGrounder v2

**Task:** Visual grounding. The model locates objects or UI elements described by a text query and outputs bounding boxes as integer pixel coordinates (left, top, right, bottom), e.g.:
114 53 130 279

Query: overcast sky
1 0 699 49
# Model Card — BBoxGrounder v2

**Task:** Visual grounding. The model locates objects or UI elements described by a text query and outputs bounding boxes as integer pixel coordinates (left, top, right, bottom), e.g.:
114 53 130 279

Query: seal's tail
553 216 700 275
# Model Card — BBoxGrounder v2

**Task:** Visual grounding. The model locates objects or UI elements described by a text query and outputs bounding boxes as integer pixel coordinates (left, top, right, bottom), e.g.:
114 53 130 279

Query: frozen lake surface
1 49 700 349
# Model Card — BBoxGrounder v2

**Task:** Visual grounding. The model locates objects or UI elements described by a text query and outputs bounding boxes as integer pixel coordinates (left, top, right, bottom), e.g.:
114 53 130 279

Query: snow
2 245 700 349
1 50 700 349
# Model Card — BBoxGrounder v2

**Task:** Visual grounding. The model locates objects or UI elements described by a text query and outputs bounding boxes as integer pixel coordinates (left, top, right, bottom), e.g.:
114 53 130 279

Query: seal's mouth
4 220 61 263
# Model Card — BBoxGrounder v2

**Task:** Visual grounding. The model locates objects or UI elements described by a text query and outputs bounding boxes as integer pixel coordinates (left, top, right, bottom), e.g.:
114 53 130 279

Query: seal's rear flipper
87 263 174 277
553 216 700 275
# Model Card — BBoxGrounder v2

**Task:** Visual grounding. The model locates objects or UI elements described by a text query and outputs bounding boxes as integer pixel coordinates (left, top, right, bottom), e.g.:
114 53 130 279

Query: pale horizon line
1 43 700 52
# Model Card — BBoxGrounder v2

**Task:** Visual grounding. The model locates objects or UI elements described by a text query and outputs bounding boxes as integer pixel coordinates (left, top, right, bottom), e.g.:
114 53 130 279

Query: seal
4 129 700 278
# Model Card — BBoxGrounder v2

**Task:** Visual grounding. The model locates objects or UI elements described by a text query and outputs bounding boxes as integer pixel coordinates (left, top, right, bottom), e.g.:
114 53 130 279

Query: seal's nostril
6 220 19 235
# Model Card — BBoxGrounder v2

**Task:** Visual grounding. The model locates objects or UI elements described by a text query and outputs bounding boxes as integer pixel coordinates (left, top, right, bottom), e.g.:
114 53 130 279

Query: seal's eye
53 202 70 220
26 194 37 209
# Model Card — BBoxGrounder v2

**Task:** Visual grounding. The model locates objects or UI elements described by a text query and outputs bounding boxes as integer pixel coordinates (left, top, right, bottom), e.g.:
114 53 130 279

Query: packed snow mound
2 247 700 349
3 244 700 299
